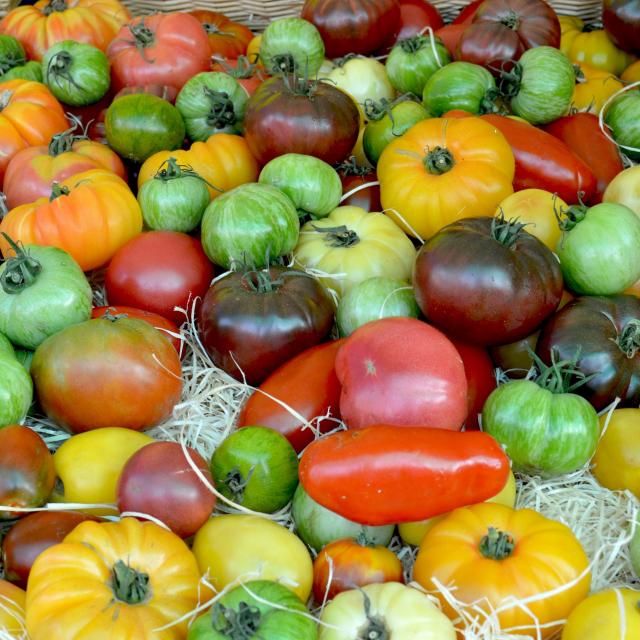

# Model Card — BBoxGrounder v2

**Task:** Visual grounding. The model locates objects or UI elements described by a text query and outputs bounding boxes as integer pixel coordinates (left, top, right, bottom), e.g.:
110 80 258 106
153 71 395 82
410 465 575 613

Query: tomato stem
399 35 429 54
479 527 515 560
0 51 25 75
270 53 297 75
616 319 640 358
223 466 255 503
499 10 520 30
47 50 85 96
49 183 71 201
48 116 89 157
497 62 523 99
424 146 455 175
0 233 42 294
556 202 589 233
312 224 361 247
490 211 529 249
153 157 223 192
202 22 235 38
211 601 261 637
357 589 389 640
110 559 150 605
213 55 259 80
42 0 68 15
0 90 13 112
526 347 595 394
337 156 373 178
203 87 237 129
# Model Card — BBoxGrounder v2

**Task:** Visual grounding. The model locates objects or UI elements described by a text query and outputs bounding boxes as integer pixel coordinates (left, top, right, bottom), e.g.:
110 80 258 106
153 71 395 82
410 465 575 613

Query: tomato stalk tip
110 559 150 605
424 146 455 175
0 232 42 294
479 527 515 560
211 601 261 638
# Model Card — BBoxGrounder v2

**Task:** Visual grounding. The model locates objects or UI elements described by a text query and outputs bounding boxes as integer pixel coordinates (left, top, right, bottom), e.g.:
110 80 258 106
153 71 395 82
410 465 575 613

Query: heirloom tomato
604 0 640 55
211 55 267 96
604 89 640 162
379 0 444 52
622 59 640 81
321 56 394 107
337 158 381 212
0 335 32 428
413 504 591 639
0 579 25 636
571 63 624 115
604 164 640 215
190 10 253 60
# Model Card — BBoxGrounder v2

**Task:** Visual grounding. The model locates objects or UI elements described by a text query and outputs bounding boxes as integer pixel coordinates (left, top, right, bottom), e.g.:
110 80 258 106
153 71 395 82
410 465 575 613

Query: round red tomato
211 56 267 97
0 426 55 520
379 0 444 53
117 441 216 539
337 158 381 212
105 231 215 326
190 10 253 60
335 317 468 430
312 537 404 602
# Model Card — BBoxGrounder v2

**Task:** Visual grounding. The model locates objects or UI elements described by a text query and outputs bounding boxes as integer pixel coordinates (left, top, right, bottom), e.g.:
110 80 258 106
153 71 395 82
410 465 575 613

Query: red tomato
335 317 468 431
117 441 216 538
450 339 496 430
237 340 344 453
453 0 485 24
337 158 381 212
107 13 211 93
1 511 98 588
211 56 268 97
91 306 182 354
312 538 404 602
379 0 444 53
105 231 215 326
190 10 253 60
436 24 467 58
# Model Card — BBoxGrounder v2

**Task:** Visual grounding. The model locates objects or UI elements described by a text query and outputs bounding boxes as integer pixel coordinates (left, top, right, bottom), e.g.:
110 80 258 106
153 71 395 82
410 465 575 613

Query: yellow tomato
604 165 640 217
399 469 517 546
495 189 566 250
592 408 640 498
192 514 313 602
622 60 640 82
53 427 154 515
562 589 640 640
572 64 624 114
0 579 26 636
246 35 262 68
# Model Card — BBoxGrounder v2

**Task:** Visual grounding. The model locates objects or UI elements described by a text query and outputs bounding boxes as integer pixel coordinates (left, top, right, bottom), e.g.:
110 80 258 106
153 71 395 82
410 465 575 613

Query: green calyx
337 156 373 178
214 55 258 80
270 53 297 75
110 559 151 605
479 527 516 560
203 87 237 129
616 319 640 358
50 183 71 201
202 22 234 37
399 35 428 54
0 233 42 295
491 211 529 249
556 202 589 233
153 157 222 192
526 348 594 395
424 146 455 175
0 51 25 76
48 117 89 157
500 10 520 30
211 601 261 639
129 21 156 50
42 0 68 15
223 466 255 503
497 62 523 99
312 224 361 248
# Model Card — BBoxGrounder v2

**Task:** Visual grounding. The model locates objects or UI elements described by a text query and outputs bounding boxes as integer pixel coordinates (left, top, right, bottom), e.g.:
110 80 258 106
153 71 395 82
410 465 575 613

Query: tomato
556 202 640 295
414 216 563 346
176 72 247 141
562 588 640 640
622 59 640 81
107 13 210 92
238 340 343 453
294 206 416 298
413 504 590 639
379 0 444 53
436 23 467 57
301 0 401 58
0 579 25 636
0 425 55 520
1 60 42 83
571 63 624 115
258 153 342 219
604 0 640 55
198 266 334 386
190 10 253 60
31 317 182 433
378 116 514 241
0 243 92 351
25 518 201 640
292 484 394 553
632 519 640 577
458 0 560 69
117 441 216 538
319 582 456 639
243 76 360 167
53 427 153 515
105 93 185 163
312 538 403 602
192 514 313 602
536 295 640 411
0 335 32 428
42 40 110 106
495 189 565 250
211 55 267 96
604 90 640 162
299 425 510 525
543 113 625 203
604 164 640 215
0 0 130 61
1 511 97 588
337 158 381 212
105 231 215 325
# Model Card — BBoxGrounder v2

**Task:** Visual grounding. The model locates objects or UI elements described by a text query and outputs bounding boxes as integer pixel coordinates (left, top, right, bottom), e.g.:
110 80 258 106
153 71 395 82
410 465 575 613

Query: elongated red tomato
299 426 510 525
237 340 343 453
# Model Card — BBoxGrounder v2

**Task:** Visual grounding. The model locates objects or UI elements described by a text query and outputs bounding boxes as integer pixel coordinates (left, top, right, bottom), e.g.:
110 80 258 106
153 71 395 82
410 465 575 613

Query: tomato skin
105 231 215 326
603 0 640 56
338 166 381 212
435 23 467 57
454 0 484 24
604 165 640 216
379 0 444 54
107 13 211 92
336 317 468 430
190 10 253 60
238 340 343 453
0 425 55 520
1 511 98 588
299 425 510 526
312 538 404 602
0 578 25 635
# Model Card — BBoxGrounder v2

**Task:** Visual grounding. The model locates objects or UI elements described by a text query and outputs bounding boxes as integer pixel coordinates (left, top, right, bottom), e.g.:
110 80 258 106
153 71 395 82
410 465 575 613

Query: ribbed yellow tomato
25 518 201 640
562 589 640 639
413 503 591 639
0 579 26 636
572 63 624 114
592 408 640 498
495 189 566 250
378 116 515 240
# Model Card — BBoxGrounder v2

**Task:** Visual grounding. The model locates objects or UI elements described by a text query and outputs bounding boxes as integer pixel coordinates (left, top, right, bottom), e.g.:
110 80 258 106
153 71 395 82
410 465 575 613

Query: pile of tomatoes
1 0 640 638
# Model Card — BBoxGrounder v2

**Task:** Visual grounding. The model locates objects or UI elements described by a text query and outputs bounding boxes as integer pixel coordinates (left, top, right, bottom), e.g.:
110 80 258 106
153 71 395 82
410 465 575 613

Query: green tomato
482 378 599 476
0 331 13 357
187 580 317 640
211 426 299 513
0 34 25 71
0 348 33 428
337 277 419 337
176 72 248 141
422 61 498 116
0 242 92 350
259 153 342 219
292 484 394 553
2 61 42 82
105 94 185 163
14 348 34 373
363 99 430 166
43 40 110 106
556 202 640 295
137 157 211 232
631 517 640 579
509 46 574 125
201 183 300 270
386 35 450 96
604 90 640 162
260 18 325 77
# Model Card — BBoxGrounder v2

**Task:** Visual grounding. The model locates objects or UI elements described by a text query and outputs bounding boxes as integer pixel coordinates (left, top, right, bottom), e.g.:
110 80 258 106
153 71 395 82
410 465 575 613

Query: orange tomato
0 579 26 636
190 10 253 60
622 60 640 82
413 503 591 639
247 34 262 67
